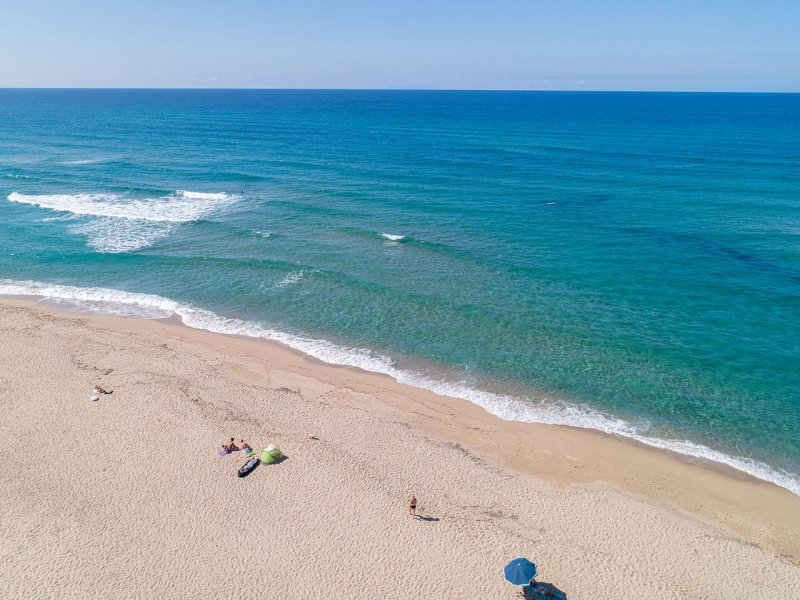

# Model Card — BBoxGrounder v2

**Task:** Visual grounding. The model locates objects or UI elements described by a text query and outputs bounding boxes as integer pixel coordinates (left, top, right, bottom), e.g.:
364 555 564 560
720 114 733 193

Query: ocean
1 89 798 494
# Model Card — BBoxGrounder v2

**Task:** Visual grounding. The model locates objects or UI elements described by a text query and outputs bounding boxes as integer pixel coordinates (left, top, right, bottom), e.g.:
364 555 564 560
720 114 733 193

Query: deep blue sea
1 89 798 493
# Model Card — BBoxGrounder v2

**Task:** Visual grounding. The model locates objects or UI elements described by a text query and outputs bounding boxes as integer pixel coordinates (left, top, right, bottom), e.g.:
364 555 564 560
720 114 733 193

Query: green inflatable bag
260 444 283 464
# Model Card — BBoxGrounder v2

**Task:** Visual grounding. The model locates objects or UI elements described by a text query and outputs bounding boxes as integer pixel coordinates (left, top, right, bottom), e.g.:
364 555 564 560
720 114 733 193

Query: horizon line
1 86 798 94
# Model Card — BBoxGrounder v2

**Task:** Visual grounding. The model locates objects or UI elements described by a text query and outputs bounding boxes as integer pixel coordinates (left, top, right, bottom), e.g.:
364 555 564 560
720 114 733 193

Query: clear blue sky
1 0 798 91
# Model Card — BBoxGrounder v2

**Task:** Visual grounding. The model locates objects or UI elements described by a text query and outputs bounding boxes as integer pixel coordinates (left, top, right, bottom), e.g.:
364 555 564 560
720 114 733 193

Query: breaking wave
7 190 234 222
7 190 236 253
0 277 797 497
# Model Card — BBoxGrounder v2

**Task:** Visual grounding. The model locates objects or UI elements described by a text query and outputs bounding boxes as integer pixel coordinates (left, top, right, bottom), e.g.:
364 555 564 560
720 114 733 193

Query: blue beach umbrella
503 557 537 586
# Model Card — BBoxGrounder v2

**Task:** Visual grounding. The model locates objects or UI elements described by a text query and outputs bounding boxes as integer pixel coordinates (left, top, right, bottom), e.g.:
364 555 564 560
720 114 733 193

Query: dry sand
0 299 798 599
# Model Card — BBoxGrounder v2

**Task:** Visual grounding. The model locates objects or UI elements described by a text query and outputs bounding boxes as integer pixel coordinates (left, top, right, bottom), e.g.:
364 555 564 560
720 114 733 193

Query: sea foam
7 191 234 222
380 233 406 241
175 190 233 201
71 218 178 254
0 277 797 497
275 270 307 290
7 191 235 253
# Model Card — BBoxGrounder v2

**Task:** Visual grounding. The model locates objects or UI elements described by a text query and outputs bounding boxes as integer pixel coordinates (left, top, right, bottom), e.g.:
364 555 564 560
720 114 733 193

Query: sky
1 0 798 91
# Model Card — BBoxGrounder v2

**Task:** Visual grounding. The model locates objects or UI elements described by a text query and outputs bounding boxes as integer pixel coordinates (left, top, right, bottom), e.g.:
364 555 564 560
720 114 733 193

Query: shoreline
3 296 800 559
1 279 797 498
1 298 799 598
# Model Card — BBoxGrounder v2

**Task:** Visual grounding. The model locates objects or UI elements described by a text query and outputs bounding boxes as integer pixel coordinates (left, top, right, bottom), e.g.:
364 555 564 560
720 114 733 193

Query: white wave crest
7 191 233 223
7 190 235 253
380 233 406 241
0 280 178 319
175 190 232 201
4 173 31 179
1 277 798 497
61 158 105 165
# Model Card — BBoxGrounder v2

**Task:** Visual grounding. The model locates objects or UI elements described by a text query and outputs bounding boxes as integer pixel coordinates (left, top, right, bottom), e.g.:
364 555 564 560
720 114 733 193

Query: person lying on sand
94 385 112 395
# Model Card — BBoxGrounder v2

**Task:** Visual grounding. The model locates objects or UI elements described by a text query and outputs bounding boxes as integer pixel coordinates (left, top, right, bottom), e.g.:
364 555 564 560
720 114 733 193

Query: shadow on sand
521 582 567 600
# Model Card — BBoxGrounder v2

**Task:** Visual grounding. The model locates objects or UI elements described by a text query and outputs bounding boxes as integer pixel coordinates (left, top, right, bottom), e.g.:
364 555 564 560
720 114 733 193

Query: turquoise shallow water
1 90 798 492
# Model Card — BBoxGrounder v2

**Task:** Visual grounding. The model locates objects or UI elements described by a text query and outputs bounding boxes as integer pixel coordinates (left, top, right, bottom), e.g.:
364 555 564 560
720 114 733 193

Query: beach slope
0 301 798 599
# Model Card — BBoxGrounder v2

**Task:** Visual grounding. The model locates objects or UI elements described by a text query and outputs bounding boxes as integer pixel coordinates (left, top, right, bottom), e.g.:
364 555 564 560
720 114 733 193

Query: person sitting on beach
240 440 253 456
408 495 417 517
223 438 239 452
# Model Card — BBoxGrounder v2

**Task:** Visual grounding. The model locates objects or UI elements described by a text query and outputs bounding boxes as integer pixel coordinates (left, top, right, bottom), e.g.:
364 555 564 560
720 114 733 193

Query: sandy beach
0 299 798 599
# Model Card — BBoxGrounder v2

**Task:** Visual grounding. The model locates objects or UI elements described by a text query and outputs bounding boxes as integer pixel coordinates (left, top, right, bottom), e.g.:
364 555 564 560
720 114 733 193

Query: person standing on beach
408 495 417 517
